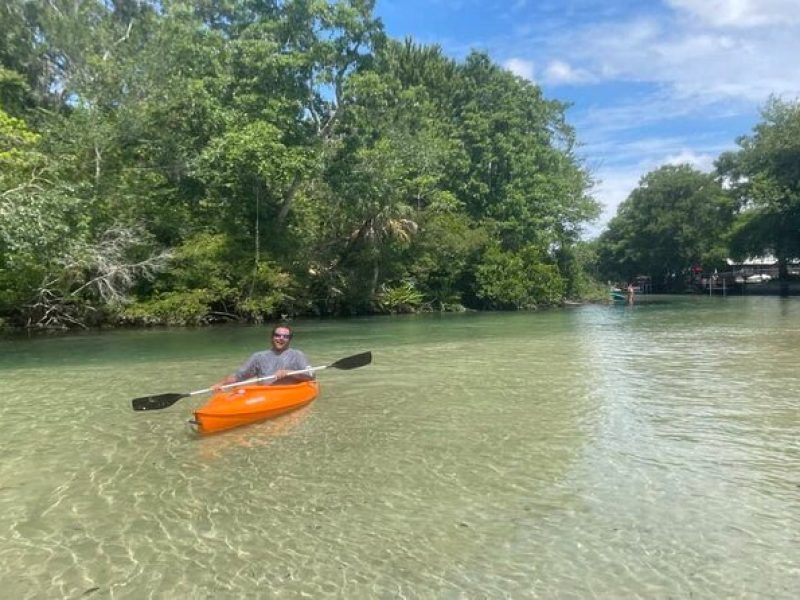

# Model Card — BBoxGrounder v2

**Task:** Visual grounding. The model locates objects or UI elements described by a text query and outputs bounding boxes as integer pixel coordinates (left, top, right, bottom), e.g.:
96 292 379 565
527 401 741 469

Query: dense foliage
717 98 800 289
595 97 800 292
596 165 734 290
1 0 599 328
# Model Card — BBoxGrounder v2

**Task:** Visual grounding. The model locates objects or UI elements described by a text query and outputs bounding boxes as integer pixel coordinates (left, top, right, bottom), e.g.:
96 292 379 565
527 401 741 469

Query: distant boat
746 274 772 284
610 288 626 302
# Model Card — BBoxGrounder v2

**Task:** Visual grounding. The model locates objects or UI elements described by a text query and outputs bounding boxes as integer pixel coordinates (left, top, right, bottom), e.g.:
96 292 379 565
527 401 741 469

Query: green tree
310 39 465 312
717 97 800 294
448 53 597 304
597 164 733 289
1 106 169 328
452 52 597 248
1 1 603 326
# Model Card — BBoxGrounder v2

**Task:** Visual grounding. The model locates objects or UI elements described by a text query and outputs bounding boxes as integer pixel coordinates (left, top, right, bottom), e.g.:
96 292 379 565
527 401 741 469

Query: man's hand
211 375 236 392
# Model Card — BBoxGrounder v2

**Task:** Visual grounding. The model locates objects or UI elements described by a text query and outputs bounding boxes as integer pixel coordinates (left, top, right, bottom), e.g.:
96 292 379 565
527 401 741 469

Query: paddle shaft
131 352 370 411
193 366 321 396
204 350 369 394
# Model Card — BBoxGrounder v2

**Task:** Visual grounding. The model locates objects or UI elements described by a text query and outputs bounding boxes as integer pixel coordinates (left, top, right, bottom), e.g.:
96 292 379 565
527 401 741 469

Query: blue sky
375 0 800 235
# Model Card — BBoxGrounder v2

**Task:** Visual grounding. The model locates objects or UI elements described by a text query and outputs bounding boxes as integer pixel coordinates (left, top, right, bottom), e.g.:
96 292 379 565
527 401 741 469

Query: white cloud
586 165 642 237
663 149 717 171
503 57 535 80
575 96 701 142
666 0 800 28
585 142 730 235
651 29 800 102
433 1 800 111
495 7 800 106
543 60 594 84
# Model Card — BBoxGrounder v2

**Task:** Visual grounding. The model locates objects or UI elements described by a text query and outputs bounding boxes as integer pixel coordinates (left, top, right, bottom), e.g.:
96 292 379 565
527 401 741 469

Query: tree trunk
370 261 380 299
276 173 302 226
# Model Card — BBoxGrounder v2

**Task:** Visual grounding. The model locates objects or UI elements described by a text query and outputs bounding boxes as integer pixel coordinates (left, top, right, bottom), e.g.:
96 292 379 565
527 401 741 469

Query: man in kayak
214 324 313 388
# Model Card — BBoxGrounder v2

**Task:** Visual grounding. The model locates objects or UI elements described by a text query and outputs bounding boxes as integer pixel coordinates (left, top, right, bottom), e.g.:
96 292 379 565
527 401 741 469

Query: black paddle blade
330 351 372 370
131 392 188 412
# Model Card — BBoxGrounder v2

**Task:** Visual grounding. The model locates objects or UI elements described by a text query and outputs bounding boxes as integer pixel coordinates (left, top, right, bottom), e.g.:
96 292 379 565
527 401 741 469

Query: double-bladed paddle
131 351 372 412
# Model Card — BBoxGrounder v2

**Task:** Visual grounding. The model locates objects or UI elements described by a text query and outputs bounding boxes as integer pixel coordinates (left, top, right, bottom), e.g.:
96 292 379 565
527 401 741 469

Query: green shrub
475 244 565 309
122 289 214 326
375 281 425 313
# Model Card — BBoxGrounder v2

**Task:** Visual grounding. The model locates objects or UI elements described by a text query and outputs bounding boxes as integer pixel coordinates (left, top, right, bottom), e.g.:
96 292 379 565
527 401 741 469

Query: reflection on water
192 404 314 461
1 297 799 597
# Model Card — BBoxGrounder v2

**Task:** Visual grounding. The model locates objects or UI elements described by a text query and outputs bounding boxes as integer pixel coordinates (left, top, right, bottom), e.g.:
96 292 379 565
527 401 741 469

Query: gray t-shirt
234 348 312 383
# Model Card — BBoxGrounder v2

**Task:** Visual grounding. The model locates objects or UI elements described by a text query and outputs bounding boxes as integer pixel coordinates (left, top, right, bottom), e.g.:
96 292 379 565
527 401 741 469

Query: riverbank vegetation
2 2 798 329
595 98 800 293
1 0 601 328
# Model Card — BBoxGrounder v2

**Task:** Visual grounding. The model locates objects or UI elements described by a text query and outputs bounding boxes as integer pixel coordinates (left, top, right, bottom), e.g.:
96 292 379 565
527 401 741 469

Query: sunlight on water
1 297 799 597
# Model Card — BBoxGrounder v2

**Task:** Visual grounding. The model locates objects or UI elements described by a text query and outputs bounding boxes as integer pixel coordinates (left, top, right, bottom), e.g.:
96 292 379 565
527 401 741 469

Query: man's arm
212 354 258 390
275 350 314 382
211 374 235 392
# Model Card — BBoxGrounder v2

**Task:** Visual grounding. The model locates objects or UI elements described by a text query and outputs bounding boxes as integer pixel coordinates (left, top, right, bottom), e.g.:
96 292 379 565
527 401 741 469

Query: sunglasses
273 333 292 340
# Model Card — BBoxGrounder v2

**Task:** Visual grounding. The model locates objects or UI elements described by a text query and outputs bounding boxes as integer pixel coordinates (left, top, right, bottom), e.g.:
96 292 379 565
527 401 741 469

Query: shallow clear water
1 296 799 598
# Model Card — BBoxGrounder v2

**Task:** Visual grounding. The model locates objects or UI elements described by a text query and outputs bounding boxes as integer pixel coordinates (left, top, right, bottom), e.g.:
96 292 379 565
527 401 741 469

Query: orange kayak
190 380 319 435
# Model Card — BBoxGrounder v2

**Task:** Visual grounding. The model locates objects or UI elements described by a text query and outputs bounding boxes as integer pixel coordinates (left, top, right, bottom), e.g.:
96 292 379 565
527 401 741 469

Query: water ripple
1 300 799 597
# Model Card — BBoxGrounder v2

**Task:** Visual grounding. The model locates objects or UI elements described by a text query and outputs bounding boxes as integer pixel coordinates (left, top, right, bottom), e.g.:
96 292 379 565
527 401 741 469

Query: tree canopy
717 97 800 286
0 0 599 328
595 97 800 292
596 165 733 289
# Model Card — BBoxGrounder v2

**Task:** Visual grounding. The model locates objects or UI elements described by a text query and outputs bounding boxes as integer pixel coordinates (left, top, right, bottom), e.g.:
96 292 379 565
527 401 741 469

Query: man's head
271 324 293 352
